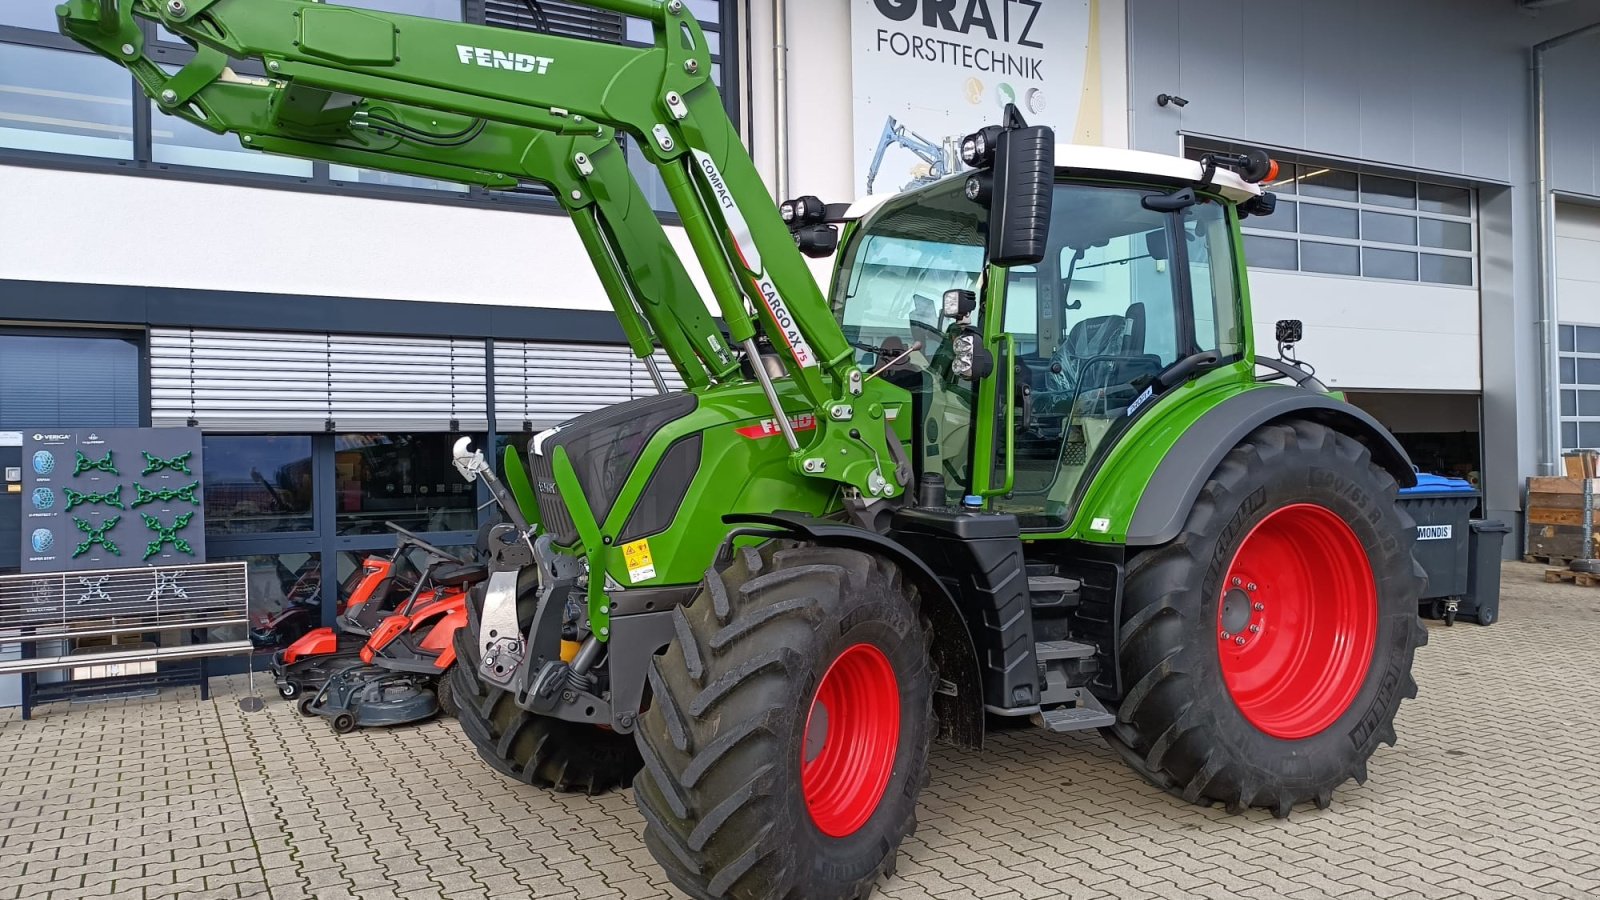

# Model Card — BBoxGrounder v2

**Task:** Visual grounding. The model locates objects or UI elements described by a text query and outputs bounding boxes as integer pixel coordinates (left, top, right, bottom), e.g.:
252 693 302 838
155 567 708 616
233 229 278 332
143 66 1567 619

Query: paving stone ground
2 560 1598 899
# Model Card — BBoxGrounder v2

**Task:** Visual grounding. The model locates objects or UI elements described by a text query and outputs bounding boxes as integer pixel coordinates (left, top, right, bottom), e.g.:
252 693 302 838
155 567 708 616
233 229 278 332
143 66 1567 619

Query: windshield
831 181 985 495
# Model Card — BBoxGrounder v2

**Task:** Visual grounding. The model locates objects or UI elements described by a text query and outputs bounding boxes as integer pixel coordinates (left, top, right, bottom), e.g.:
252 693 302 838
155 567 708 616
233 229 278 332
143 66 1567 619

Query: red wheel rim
801 643 900 837
1217 503 1377 740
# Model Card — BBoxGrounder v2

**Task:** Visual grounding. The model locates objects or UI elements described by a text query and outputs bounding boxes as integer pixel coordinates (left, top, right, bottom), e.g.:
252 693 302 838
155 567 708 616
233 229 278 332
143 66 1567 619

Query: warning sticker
622 538 656 583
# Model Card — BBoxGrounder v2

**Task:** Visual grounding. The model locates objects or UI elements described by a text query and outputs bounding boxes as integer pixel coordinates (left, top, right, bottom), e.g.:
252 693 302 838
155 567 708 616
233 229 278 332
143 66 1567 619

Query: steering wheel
385 521 465 565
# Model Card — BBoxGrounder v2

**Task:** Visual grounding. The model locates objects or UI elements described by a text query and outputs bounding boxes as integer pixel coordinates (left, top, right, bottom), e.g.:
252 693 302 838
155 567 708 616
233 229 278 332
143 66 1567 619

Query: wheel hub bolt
1248 624 1261 633
1219 631 1231 640
1234 636 1246 645
1232 577 1242 587
1246 582 1257 592
1252 602 1264 612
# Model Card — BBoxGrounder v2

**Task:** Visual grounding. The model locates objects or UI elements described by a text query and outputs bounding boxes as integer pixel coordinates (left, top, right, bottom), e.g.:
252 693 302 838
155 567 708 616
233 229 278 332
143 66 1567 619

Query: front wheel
1105 421 1426 817
634 543 934 900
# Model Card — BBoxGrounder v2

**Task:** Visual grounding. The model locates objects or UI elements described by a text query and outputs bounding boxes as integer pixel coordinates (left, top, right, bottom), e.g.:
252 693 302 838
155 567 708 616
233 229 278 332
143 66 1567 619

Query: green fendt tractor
61 2 1426 897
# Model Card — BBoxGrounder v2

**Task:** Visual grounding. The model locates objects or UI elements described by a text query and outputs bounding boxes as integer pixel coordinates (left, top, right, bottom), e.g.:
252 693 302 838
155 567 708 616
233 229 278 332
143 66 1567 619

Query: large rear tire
634 543 934 900
451 572 641 794
1105 421 1426 816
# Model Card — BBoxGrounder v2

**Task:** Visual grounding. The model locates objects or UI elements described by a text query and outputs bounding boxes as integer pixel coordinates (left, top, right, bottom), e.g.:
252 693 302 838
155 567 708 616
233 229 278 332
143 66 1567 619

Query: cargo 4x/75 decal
690 149 818 369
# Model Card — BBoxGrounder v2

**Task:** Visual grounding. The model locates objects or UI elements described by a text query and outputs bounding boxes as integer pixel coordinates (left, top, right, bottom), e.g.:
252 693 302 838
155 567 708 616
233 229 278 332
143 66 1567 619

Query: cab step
1028 574 1081 610
1034 639 1096 660
1036 705 1117 733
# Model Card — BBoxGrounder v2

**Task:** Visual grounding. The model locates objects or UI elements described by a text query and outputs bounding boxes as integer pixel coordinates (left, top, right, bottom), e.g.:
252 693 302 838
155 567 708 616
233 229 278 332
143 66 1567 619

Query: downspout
773 0 790 201
1533 21 1600 473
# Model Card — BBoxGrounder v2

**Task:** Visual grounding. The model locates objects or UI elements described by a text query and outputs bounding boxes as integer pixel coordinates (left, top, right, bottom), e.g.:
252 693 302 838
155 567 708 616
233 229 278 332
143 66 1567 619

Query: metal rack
0 561 250 719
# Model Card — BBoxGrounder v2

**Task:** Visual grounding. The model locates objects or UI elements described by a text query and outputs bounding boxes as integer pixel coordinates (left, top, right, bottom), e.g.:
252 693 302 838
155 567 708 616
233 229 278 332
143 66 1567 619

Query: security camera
1156 93 1189 108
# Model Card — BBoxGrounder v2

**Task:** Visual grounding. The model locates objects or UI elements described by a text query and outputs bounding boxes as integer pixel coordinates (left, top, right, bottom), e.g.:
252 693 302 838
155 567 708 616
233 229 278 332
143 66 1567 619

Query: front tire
451 572 641 794
634 543 934 900
1105 421 1426 816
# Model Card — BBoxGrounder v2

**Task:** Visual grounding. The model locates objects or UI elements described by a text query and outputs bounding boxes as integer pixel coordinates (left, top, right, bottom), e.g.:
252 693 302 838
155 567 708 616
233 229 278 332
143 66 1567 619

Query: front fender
723 512 985 750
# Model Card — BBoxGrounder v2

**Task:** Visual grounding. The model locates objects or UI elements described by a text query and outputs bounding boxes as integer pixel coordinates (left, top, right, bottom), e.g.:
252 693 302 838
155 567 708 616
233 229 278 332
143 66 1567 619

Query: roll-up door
150 329 488 432
492 341 684 432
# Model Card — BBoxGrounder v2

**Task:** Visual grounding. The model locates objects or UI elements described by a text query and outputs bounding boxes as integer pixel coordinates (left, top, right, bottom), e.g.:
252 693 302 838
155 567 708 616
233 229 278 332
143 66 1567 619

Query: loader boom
58 0 903 498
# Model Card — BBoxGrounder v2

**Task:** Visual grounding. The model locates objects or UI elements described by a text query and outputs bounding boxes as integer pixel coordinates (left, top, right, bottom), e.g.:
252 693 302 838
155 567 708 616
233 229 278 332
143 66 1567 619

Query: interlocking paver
2 561 1599 899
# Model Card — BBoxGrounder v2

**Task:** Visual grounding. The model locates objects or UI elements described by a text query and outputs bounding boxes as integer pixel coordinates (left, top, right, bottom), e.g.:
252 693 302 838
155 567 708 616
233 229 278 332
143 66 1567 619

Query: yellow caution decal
622 538 657 584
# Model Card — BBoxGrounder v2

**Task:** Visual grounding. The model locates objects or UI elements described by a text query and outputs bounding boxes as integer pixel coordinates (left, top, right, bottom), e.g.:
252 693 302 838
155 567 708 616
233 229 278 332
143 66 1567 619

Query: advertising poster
851 0 1102 197
20 427 206 573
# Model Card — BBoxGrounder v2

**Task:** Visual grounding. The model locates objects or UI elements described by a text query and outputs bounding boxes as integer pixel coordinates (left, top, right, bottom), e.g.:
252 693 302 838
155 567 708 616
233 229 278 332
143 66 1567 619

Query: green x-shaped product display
140 512 195 561
64 485 125 511
141 450 193 476
132 481 199 508
72 515 121 558
73 450 119 476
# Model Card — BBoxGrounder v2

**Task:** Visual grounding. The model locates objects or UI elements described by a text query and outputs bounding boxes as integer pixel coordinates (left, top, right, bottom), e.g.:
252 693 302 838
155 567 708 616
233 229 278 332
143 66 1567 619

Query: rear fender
723 512 985 750
1125 387 1416 546
282 627 339 664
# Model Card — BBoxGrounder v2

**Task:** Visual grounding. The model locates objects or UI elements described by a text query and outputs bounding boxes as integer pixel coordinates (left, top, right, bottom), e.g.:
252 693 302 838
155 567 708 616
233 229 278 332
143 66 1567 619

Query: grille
479 0 626 43
529 447 579 546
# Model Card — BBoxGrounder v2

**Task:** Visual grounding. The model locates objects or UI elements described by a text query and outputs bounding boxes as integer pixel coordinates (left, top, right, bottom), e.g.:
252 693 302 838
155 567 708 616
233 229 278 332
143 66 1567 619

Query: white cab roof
844 144 1264 219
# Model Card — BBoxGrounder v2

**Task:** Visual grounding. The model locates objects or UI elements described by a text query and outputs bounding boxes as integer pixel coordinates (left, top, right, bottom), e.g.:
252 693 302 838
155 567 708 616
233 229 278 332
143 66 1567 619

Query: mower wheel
278 682 300 701
331 712 357 734
434 669 459 718
452 571 642 794
634 542 934 900
296 696 316 717
1105 421 1426 818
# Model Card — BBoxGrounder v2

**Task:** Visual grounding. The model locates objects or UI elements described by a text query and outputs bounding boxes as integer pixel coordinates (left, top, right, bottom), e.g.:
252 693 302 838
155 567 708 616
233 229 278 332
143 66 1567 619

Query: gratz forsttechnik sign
850 0 1100 198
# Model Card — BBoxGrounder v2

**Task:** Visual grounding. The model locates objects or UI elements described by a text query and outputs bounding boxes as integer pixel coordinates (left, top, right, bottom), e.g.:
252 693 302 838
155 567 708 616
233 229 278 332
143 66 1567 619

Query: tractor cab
830 145 1267 529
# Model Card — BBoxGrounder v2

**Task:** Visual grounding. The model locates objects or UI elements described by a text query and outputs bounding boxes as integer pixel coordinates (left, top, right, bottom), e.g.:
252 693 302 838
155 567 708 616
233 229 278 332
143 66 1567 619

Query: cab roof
845 144 1264 220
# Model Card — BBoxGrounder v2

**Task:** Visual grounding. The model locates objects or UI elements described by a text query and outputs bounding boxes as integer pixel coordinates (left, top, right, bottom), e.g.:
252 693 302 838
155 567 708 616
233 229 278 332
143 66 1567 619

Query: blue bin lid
1399 472 1477 495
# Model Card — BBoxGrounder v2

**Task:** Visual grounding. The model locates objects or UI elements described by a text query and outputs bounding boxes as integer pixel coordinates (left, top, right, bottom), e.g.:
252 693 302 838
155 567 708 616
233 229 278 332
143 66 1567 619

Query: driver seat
1051 309 1135 391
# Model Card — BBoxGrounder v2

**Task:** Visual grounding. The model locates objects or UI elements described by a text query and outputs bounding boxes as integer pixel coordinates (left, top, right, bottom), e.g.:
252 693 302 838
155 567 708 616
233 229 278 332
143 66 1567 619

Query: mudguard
1126 387 1415 547
282 626 339 664
722 512 986 750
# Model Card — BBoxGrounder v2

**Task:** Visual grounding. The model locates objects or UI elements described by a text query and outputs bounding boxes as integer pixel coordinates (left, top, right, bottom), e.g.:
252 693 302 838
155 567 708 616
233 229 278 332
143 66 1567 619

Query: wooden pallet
1526 554 1575 567
1543 567 1600 586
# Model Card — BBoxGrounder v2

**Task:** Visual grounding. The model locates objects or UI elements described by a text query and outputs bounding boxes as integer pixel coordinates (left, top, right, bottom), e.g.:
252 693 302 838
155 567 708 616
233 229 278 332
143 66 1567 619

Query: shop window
334 433 480 535
0 43 134 159
202 435 315 535
212 551 323 652
1557 324 1600 452
0 333 140 429
150 88 314 177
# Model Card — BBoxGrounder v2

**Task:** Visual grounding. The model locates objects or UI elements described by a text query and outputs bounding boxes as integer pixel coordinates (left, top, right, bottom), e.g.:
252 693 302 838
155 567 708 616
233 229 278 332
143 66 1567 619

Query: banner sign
851 0 1099 198
20 427 206 573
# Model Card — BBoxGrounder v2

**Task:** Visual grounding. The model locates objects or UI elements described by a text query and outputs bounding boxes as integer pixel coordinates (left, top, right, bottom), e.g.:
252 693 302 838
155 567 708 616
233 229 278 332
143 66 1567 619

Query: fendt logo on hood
455 45 553 74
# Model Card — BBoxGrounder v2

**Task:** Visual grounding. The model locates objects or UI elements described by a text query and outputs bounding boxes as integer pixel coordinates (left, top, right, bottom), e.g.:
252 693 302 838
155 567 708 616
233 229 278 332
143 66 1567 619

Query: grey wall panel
1357 0 1416 168
1298 1 1362 161
1129 0 1185 154
1240 0 1305 152
1548 45 1600 198
1130 0 1600 185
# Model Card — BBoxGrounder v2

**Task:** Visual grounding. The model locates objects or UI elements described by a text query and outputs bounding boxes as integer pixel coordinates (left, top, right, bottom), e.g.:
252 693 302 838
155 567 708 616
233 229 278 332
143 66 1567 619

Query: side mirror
962 106 1054 268
1144 230 1169 262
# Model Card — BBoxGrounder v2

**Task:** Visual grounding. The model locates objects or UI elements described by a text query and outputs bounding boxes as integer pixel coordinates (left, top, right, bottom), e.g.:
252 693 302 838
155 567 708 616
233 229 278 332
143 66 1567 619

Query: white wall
0 164 713 312
1556 200 1600 325
1247 270 1480 391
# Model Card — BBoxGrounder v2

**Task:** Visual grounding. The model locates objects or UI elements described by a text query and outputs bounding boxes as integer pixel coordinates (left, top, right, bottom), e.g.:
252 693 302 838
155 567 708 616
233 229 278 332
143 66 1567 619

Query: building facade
3 0 1600 636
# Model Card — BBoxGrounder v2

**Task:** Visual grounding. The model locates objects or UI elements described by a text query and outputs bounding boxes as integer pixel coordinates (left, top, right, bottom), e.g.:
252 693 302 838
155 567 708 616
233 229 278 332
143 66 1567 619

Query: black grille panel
528 392 699 547
477 0 626 43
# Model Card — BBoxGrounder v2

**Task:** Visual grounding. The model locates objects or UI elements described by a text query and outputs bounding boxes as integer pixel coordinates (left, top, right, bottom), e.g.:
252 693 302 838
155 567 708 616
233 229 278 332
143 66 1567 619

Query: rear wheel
1105 421 1426 816
634 542 934 900
451 571 641 794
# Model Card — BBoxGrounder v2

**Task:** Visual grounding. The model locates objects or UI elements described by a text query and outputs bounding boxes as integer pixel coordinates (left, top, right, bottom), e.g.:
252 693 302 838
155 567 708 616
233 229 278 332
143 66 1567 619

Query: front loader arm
59 0 905 501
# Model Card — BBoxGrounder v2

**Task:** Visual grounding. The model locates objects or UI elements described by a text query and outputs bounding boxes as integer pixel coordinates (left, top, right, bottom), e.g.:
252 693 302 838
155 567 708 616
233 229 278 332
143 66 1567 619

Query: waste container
1398 473 1478 617
1460 519 1510 626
